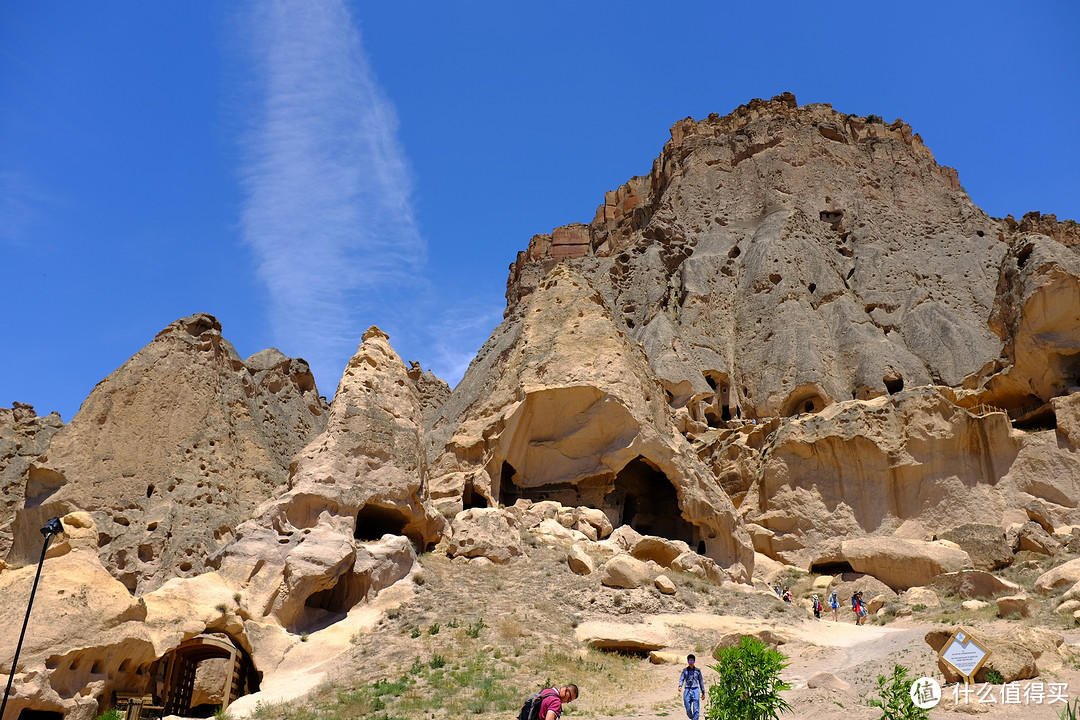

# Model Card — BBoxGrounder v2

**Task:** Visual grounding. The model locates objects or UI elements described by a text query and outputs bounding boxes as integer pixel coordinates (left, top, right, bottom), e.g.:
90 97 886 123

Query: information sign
939 628 991 683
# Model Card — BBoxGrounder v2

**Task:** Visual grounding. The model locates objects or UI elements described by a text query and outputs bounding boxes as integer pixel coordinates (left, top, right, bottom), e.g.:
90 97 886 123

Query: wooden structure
159 634 255 716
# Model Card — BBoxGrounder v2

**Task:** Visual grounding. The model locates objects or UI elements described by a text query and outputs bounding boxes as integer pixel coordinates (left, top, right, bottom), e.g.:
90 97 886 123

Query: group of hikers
772 583 868 624
522 588 872 720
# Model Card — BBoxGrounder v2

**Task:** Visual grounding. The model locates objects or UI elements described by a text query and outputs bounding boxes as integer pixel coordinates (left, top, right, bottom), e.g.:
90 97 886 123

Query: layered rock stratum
1 94 1078 719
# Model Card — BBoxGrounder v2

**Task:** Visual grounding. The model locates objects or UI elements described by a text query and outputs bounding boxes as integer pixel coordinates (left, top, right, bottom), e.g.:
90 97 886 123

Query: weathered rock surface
938 523 1014 571
426 264 754 581
932 570 1021 599
7 314 329 593
831 537 971 591
0 403 64 563
574 621 671 653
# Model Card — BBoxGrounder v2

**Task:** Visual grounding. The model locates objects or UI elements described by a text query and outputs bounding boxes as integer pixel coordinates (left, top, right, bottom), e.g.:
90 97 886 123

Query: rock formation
1 93 1078 719
3 314 329 593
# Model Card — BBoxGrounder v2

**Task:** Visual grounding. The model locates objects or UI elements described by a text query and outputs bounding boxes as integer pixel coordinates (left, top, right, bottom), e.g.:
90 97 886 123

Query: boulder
841 537 971 590
649 650 685 664
925 629 1037 683
654 574 677 595
600 555 653 589
806 672 850 692
575 621 670 653
669 551 730 585
631 536 689 567
932 570 1021 599
1015 521 1063 555
1026 499 1056 534
901 587 940 608
1034 558 1080 594
447 509 524 564
962 600 989 611
938 523 1014 571
1055 599 1080 614
567 544 595 576
713 629 789 654
996 594 1039 618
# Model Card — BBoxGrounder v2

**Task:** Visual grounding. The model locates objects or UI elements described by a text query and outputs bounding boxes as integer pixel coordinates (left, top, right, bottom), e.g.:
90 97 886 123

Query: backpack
851 594 858 610
518 688 559 720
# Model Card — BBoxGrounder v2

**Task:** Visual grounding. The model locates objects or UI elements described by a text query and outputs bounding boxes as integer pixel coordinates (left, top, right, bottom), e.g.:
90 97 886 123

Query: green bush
706 636 791 720
867 664 928 720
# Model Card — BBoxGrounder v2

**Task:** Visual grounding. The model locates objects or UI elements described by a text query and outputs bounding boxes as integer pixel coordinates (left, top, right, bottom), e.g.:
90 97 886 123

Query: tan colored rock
567 544 594 575
962 600 989 611
812 574 834 588
654 574 677 595
902 587 940 608
446 509 524 564
938 523 1014 571
9 314 328 593
713 629 789 653
283 327 444 549
1055 599 1080 614
840 537 971 591
600 554 653 589
649 650 684 664
575 621 670 653
996 594 1039 618
805 672 850 692
1016 521 1063 555
426 264 754 582
932 570 1021 599
0 403 64 561
631 536 689 567
669 551 730 584
1034 558 1080 594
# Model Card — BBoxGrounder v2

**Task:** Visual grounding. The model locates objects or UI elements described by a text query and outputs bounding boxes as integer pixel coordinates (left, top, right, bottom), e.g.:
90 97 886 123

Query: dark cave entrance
354 504 408 541
809 560 855 575
17 712 63 720
294 569 369 632
462 477 489 510
609 457 695 544
498 461 520 505
154 634 260 718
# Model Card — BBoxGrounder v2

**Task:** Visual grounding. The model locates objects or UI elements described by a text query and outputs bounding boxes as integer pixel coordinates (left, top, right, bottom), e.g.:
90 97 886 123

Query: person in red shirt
538 685 579 720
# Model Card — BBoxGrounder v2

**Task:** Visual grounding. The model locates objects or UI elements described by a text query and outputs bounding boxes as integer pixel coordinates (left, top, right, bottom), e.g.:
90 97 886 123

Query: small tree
868 664 929 720
706 636 792 720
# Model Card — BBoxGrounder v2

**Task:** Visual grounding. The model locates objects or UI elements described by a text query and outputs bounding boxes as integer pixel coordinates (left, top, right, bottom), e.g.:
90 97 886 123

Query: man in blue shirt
678 654 704 720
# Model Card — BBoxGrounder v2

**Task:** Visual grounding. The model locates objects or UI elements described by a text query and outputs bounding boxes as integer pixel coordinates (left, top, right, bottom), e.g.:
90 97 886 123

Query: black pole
1 517 62 720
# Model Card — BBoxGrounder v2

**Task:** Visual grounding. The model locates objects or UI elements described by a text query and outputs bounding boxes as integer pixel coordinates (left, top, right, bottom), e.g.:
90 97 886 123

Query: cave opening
498 461 520 506
354 505 409 542
17 711 63 720
462 478 488 510
609 457 695 544
883 375 904 395
150 634 260 718
809 560 855 575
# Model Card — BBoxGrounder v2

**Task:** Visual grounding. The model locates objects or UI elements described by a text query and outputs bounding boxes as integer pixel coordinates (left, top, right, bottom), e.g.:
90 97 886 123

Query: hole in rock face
18 711 64 720
498 461 520 506
354 505 408 541
462 479 488 510
609 457 695 545
804 401 815 413
884 375 904 394
810 560 854 575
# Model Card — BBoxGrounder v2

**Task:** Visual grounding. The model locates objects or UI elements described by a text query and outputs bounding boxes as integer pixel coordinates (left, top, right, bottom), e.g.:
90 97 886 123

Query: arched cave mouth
608 457 695 545
17 711 63 720
780 386 829 418
809 560 854 575
136 634 260 718
294 569 369 632
354 504 409 542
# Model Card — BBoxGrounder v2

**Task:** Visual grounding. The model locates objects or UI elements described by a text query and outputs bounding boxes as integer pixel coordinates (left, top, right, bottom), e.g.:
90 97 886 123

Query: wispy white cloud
240 0 425 394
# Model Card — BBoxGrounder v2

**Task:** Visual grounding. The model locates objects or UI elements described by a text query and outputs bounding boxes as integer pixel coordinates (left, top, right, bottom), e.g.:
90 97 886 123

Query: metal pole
1 517 62 720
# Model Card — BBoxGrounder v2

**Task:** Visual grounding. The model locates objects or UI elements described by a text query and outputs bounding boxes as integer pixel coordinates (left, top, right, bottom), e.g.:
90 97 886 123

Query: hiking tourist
812 594 821 619
678 653 704 720
829 590 839 621
519 685 578 720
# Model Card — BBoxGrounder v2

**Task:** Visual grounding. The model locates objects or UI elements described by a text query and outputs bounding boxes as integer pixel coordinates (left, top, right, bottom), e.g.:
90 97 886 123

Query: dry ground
223 542 1080 720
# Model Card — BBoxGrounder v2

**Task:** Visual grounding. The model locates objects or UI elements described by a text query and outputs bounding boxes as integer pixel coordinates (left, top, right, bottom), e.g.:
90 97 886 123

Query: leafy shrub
466 618 487 638
868 664 928 720
427 622 440 635
984 669 1004 685
866 114 883 124
706 636 792 720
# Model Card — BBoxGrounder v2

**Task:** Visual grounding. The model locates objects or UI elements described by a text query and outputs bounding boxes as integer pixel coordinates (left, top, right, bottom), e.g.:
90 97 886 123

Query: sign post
938 627 991 684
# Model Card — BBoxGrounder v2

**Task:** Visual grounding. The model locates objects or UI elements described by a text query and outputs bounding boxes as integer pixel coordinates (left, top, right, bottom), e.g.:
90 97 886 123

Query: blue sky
2 2 1077 422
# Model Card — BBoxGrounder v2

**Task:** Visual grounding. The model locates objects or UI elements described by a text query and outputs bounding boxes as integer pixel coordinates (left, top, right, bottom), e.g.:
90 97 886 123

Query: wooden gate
160 634 253 716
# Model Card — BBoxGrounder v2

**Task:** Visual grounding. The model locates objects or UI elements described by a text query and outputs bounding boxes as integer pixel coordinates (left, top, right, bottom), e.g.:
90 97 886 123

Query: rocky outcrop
214 327 441 627
0 403 64 563
7 314 329 593
426 265 755 581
